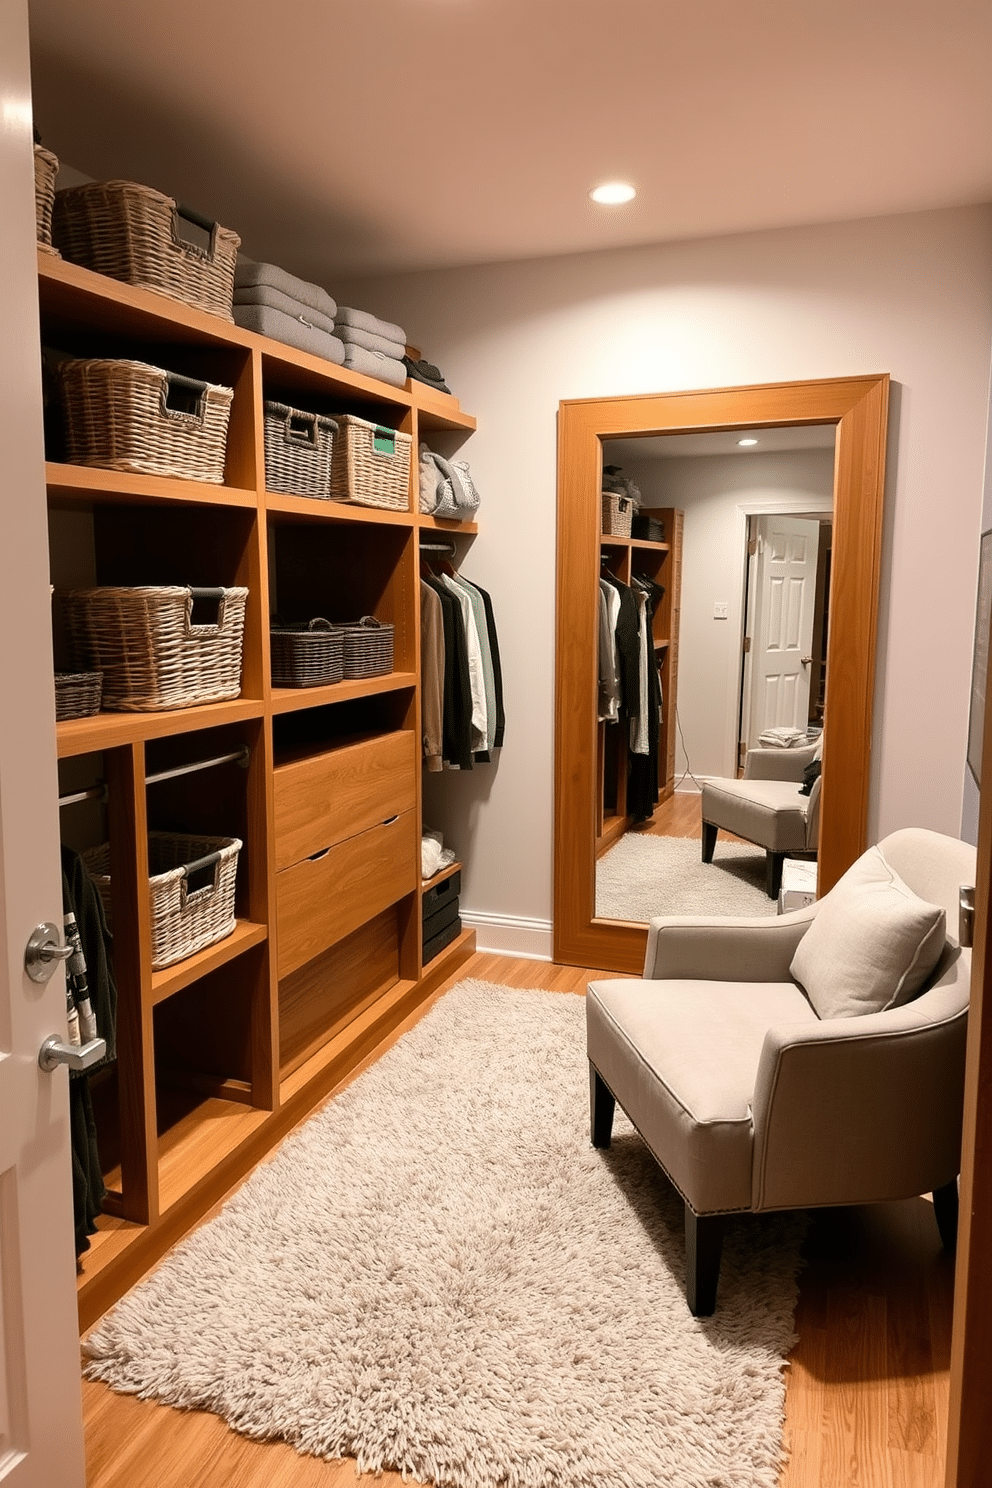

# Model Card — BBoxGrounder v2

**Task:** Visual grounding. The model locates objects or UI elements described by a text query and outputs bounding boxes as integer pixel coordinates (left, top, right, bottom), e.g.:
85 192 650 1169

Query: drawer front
276 808 417 978
274 730 416 871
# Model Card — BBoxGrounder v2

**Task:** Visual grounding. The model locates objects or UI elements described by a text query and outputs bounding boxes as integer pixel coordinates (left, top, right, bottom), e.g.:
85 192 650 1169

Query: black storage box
424 916 462 965
632 513 665 542
422 869 461 963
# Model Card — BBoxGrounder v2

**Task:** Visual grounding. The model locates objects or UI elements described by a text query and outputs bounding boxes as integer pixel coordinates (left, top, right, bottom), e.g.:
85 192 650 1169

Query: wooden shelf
150 920 268 1006
259 345 413 410
265 492 414 526
56 698 266 758
417 514 479 536
270 672 418 714
157 1096 270 1215
410 387 477 433
421 860 462 895
46 462 256 510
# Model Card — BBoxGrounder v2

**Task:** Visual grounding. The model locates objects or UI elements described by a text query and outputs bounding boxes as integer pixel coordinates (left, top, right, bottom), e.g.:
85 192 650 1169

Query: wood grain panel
555 376 889 971
273 730 416 870
278 908 400 1075
276 810 417 977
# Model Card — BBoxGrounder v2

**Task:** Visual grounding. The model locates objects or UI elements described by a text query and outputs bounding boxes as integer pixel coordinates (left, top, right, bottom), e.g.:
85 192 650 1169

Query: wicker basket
33 145 60 256
602 492 633 538
83 832 241 970
51 180 240 320
54 671 103 721
270 618 344 687
264 403 337 498
58 357 233 482
64 585 248 712
338 616 394 679
329 415 411 509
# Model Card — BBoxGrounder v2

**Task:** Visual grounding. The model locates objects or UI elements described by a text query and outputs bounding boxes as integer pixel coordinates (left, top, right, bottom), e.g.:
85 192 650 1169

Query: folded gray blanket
341 343 406 389
335 322 406 359
335 305 406 344
234 283 337 338
234 257 337 320
233 302 345 365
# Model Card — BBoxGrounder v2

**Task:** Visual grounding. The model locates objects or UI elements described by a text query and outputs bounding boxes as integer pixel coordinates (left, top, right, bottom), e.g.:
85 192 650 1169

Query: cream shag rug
597 833 779 921
85 980 803 1488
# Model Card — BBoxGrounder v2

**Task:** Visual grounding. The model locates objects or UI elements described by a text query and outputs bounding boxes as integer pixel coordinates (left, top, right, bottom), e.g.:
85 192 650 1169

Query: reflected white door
746 516 820 748
0 3 87 1483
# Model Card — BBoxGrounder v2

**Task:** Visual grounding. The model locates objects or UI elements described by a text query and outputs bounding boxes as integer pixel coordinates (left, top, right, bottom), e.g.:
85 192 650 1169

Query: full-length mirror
554 376 889 974
594 425 835 924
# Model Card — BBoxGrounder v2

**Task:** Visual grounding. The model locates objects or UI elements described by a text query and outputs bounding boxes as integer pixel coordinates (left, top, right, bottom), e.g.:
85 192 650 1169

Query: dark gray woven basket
270 619 345 687
339 616 394 679
263 403 337 498
54 671 102 721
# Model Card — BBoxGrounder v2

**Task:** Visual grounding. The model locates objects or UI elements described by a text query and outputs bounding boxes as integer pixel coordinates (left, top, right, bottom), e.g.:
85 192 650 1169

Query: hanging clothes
420 579 445 772
61 844 117 1256
420 560 505 771
423 574 474 770
438 572 487 754
598 576 621 722
627 574 665 822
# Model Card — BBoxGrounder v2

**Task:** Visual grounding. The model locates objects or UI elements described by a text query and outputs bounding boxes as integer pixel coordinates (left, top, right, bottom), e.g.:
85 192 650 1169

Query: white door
746 515 820 748
0 3 88 1483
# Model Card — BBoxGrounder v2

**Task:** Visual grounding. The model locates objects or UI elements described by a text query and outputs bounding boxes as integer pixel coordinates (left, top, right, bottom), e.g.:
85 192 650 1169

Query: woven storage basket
329 415 411 510
602 492 633 538
339 616 394 679
64 585 248 712
54 671 103 721
271 618 344 687
58 358 233 483
33 145 60 256
264 403 337 498
84 832 241 969
51 181 240 320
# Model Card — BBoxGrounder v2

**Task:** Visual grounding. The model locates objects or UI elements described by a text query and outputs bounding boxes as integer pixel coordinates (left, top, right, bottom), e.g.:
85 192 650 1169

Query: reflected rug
596 832 779 921
85 980 803 1488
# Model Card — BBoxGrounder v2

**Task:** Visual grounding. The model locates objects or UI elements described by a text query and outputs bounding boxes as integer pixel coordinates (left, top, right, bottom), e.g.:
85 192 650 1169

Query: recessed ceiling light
737 437 759 447
590 182 636 205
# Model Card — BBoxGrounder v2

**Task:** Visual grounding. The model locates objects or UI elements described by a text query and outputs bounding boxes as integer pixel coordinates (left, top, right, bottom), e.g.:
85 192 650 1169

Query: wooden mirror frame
554 374 890 973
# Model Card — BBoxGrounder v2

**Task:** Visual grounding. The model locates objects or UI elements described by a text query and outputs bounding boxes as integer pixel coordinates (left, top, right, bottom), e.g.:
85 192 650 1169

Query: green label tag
373 427 396 456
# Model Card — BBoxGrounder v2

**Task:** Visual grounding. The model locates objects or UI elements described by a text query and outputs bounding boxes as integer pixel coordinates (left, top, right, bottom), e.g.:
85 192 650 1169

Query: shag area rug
597 833 779 921
85 980 803 1488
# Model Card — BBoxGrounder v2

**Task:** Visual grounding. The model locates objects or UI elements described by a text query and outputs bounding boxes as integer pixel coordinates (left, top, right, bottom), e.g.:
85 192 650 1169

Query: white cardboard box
778 857 818 913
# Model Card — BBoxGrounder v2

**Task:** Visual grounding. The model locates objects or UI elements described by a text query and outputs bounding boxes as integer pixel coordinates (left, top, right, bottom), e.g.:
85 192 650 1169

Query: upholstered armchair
586 828 974 1315
701 737 822 898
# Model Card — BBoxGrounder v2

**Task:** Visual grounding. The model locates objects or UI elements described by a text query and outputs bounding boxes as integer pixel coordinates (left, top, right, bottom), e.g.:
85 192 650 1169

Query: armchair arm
643 903 818 981
751 1001 968 1211
744 740 819 782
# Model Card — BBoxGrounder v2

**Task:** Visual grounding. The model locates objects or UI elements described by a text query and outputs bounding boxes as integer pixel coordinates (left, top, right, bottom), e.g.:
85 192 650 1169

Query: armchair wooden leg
701 822 717 864
589 1064 616 1148
932 1178 959 1252
766 851 785 899
685 1208 725 1316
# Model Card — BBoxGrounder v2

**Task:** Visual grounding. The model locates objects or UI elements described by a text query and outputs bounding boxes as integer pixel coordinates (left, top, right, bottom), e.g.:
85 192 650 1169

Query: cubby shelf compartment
157 1098 271 1216
149 919 268 1006
56 699 265 759
47 462 256 510
270 672 418 715
421 859 462 897
418 514 479 535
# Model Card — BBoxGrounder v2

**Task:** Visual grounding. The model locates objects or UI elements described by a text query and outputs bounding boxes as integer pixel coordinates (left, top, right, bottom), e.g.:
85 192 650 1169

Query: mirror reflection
594 424 836 924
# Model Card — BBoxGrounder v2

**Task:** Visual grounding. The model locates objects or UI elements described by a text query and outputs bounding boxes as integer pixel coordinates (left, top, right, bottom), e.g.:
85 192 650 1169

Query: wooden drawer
276 808 417 978
273 730 416 871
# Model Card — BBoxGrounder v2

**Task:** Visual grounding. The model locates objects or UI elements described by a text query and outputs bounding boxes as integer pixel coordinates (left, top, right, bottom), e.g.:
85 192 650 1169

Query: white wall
338 206 992 954
621 449 834 780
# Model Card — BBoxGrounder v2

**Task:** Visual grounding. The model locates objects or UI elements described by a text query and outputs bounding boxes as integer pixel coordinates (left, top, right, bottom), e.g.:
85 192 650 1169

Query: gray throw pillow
790 845 946 1019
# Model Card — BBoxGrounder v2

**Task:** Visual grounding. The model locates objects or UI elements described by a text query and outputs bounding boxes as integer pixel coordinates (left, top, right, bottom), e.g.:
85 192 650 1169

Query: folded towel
234 283 337 338
758 726 810 747
335 305 406 344
335 323 406 359
233 302 345 365
234 257 337 320
341 343 407 389
404 355 451 394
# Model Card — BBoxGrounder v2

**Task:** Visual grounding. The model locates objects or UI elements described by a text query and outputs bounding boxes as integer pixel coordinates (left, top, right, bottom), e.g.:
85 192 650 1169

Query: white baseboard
460 911 553 962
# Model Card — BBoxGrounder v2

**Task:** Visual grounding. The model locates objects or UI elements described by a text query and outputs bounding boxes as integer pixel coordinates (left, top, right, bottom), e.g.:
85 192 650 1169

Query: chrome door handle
800 655 813 667
24 922 73 983
39 1034 107 1073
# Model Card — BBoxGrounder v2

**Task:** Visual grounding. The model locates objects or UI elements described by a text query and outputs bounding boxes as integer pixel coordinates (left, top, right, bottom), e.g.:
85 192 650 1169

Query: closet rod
58 745 250 808
145 745 250 787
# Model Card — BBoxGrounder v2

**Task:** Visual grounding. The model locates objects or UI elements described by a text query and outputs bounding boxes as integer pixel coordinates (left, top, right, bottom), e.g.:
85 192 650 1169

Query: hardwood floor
82 952 953 1488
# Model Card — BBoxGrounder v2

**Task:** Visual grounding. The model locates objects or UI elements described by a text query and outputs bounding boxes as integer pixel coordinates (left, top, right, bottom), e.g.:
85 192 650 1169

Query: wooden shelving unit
596 507 683 856
41 251 479 1330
